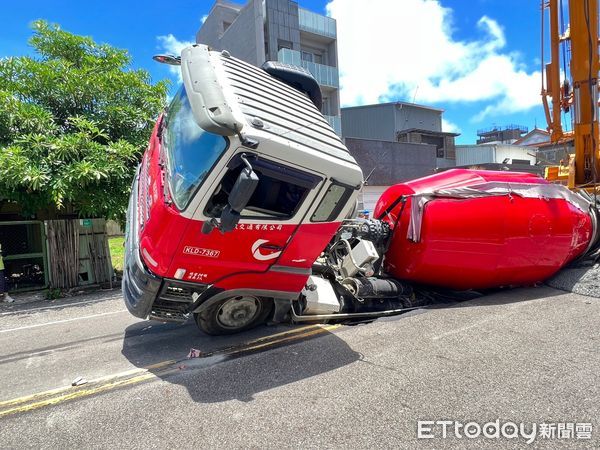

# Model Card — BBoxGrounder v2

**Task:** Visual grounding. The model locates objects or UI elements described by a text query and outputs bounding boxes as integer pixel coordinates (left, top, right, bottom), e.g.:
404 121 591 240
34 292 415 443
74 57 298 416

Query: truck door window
164 87 229 210
311 183 353 222
205 158 320 220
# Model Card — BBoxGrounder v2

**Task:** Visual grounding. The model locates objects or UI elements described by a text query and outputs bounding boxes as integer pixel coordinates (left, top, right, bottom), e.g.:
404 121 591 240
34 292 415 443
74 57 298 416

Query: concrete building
455 144 536 166
197 0 341 134
345 138 438 213
535 140 574 165
341 102 458 163
513 128 551 147
341 102 459 214
476 125 528 145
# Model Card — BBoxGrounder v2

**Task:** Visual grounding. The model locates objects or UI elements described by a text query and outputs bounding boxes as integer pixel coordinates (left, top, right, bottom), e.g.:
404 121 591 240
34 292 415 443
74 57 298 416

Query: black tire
194 295 273 336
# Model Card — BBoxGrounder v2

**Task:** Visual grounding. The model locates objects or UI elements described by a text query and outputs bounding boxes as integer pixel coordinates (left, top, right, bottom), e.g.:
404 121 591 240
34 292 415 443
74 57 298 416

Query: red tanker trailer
123 45 599 335
375 169 595 290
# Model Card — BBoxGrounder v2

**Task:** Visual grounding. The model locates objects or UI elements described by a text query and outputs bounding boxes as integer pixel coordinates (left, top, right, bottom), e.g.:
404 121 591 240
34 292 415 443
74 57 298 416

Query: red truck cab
123 45 363 334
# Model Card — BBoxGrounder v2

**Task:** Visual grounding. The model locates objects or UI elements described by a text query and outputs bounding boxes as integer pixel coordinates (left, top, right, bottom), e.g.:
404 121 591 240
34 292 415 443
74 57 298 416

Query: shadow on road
120 285 571 403
121 320 360 403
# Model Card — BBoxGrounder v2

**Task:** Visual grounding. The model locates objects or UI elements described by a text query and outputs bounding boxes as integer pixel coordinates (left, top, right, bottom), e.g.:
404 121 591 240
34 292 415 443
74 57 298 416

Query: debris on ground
71 376 88 387
187 348 203 359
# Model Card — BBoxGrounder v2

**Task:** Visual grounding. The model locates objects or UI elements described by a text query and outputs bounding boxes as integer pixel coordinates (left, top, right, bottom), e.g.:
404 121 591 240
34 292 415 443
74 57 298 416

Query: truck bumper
122 172 210 322
122 172 162 319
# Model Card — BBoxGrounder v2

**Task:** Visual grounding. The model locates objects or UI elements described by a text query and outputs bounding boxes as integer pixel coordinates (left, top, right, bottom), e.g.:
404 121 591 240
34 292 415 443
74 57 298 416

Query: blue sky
0 0 548 144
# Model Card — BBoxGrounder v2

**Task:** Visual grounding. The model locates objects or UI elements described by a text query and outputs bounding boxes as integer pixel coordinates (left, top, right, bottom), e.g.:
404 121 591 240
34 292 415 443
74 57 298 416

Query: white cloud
201 14 208 24
442 118 461 134
326 0 541 123
156 34 194 81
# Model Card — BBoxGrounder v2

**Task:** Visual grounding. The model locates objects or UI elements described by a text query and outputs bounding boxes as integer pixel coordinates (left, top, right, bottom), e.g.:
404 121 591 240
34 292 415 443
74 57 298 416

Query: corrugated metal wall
494 145 536 164
341 104 396 141
456 145 496 165
342 103 443 141
394 104 442 133
456 145 535 166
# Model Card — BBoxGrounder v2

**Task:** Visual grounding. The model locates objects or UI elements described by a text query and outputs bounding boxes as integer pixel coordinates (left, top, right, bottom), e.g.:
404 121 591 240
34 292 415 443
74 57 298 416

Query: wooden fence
46 219 79 289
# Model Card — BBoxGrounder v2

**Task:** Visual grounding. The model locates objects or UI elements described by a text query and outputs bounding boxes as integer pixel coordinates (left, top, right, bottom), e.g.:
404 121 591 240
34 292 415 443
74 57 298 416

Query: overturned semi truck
122 45 599 335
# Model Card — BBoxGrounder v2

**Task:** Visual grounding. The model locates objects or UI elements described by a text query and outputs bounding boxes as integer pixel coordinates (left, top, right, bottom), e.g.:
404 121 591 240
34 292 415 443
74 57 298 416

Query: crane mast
542 0 600 189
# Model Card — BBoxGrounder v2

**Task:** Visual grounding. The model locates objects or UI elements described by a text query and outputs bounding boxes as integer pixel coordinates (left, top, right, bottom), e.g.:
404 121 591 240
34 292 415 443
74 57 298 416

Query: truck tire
194 295 273 335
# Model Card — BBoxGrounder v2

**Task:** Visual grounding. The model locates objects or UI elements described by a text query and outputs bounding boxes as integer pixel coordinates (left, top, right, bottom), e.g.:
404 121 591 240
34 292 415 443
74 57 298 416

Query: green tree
0 20 168 221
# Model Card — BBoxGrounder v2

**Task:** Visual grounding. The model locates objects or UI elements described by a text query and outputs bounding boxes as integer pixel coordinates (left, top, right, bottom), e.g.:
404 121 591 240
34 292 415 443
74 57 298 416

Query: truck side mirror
227 166 259 212
202 156 259 235
216 168 258 233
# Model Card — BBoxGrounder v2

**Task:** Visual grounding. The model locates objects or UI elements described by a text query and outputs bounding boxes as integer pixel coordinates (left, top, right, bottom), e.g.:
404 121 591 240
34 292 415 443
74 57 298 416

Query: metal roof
219 53 356 164
341 101 444 113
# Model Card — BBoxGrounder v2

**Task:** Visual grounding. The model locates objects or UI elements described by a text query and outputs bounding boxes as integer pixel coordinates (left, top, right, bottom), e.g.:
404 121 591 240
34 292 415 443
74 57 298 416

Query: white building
456 144 536 166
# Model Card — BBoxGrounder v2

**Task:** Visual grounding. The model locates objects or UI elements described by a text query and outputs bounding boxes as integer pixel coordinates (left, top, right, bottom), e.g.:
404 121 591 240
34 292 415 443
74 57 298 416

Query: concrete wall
196 3 241 48
436 157 456 169
196 0 265 65
265 0 301 60
345 138 437 186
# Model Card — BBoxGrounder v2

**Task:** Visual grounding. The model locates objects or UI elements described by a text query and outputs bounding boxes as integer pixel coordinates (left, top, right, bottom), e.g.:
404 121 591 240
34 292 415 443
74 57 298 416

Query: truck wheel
194 295 273 335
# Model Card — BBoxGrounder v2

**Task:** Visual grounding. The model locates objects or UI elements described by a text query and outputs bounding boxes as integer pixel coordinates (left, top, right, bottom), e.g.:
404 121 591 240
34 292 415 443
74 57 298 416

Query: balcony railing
277 48 339 88
298 8 336 39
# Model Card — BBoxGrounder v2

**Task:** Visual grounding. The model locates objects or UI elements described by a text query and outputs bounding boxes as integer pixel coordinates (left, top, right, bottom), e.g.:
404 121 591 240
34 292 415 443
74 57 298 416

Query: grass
108 236 125 274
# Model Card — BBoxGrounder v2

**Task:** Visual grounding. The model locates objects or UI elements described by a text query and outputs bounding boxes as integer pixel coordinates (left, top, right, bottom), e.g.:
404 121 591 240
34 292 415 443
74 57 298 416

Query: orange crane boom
541 0 600 189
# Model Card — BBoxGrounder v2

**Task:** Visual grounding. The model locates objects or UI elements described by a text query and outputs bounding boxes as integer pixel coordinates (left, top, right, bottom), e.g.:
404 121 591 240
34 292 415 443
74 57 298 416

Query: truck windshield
164 86 228 210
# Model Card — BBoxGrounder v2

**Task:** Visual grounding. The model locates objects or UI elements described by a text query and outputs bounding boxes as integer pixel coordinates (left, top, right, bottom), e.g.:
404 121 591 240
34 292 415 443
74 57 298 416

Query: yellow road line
0 324 339 418
0 360 177 409
0 374 157 418
227 324 340 355
0 325 319 410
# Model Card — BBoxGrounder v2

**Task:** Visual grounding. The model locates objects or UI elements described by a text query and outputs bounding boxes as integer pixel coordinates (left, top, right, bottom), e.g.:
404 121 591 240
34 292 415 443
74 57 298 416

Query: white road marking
0 310 129 334
431 316 503 340
0 296 123 316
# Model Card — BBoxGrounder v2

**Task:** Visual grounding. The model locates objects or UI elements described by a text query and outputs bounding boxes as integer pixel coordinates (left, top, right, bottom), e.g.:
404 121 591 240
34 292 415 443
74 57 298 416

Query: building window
301 49 325 65
321 97 330 116
222 21 232 33
278 39 293 51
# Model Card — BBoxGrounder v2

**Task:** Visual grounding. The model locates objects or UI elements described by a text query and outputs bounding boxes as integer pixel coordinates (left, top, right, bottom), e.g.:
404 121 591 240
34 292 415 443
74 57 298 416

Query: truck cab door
171 152 323 285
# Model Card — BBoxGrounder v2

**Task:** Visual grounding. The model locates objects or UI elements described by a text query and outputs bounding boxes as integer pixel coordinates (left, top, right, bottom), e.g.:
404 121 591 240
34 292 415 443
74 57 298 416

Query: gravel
547 261 600 298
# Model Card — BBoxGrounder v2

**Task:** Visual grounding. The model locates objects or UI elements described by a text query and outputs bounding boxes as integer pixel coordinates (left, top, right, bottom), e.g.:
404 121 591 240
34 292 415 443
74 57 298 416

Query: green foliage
0 20 169 220
108 235 125 274
45 287 63 300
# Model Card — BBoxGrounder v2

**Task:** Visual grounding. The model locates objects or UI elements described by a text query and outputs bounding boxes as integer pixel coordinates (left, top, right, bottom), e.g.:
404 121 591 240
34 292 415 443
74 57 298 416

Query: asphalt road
0 286 598 448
